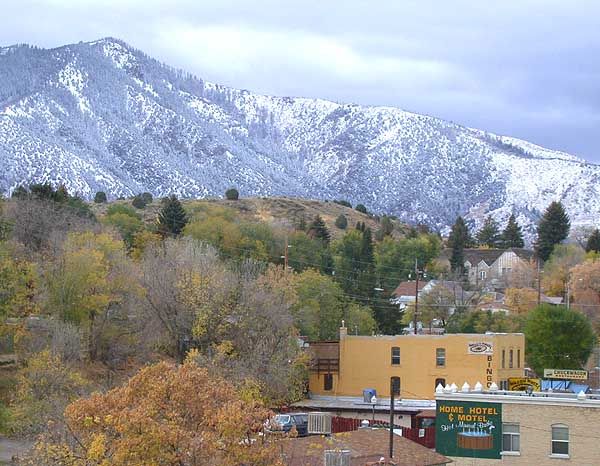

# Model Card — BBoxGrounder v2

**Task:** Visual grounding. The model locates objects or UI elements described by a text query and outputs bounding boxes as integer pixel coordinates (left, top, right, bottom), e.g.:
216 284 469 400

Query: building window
499 380 509 390
517 349 521 368
391 376 401 396
435 378 446 390
479 270 486 280
509 349 514 369
551 424 569 455
502 423 520 453
436 348 446 367
324 374 333 391
391 347 401 365
502 349 506 369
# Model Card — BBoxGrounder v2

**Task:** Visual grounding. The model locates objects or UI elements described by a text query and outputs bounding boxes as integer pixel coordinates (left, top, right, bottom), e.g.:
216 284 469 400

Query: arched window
435 378 446 390
551 424 569 456
391 347 401 365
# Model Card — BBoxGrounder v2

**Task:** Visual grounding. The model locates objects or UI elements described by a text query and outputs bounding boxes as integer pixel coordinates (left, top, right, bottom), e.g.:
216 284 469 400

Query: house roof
279 428 451 466
441 248 535 266
392 280 429 297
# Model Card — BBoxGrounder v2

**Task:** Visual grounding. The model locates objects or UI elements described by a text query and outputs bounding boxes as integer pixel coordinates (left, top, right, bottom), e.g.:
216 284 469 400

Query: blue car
267 413 309 437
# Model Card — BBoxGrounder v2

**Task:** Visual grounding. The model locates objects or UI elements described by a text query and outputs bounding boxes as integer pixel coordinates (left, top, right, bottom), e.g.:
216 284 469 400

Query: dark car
267 413 309 436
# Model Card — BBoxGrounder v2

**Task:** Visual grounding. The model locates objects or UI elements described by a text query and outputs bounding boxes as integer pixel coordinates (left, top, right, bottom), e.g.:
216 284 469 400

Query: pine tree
94 191 107 204
357 228 376 304
157 195 188 237
535 201 570 262
501 213 524 248
225 188 239 200
380 216 394 237
475 216 500 248
448 216 472 273
307 215 331 245
334 214 348 230
355 204 368 214
132 194 147 209
586 228 600 253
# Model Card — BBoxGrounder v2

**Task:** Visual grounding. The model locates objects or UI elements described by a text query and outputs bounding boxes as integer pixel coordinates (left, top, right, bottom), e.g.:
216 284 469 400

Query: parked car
266 413 309 436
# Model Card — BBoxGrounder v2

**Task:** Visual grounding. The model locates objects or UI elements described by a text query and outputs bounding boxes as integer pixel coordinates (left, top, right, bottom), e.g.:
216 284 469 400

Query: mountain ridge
1 37 599 238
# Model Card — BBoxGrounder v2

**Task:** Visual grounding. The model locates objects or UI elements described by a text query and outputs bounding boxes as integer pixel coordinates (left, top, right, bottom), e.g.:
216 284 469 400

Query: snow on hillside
1 37 599 239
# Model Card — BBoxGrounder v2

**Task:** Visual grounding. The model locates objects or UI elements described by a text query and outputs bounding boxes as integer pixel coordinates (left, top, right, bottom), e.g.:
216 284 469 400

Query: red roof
280 428 451 466
392 280 429 297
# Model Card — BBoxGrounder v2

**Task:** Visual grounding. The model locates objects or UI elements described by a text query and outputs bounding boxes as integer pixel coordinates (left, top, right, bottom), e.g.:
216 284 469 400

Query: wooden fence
331 416 435 449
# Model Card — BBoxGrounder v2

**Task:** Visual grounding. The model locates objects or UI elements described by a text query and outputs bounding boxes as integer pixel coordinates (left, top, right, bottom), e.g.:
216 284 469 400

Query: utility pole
413 258 420 335
283 236 289 272
389 378 396 460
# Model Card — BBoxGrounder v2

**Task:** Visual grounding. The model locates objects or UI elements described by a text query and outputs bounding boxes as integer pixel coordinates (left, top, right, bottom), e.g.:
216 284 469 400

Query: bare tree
139 237 231 361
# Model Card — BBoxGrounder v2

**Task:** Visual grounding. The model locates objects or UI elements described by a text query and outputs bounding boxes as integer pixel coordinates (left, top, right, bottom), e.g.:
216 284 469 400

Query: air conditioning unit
324 450 351 466
308 412 332 435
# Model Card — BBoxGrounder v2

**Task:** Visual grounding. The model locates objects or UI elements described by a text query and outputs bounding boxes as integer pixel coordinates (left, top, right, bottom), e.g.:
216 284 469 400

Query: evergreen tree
447 216 472 273
157 195 188 237
140 192 153 204
355 204 368 214
11 185 28 199
379 216 394 237
225 188 239 200
132 194 147 209
94 191 107 204
334 214 348 230
307 215 331 245
586 228 600 253
501 213 524 248
296 215 307 231
357 228 376 305
475 216 500 248
334 199 352 208
535 201 570 262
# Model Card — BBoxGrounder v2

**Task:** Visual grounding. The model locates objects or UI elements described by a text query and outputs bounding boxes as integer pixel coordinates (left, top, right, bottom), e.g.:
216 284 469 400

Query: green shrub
355 204 368 214
225 188 239 200
334 214 348 230
132 195 147 209
94 191 107 203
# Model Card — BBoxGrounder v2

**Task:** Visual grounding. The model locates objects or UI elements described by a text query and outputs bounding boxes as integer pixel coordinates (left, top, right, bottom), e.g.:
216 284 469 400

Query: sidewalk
0 437 32 465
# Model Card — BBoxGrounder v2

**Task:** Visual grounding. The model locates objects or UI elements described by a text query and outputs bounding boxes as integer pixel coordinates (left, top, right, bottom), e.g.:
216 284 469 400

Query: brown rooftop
279 428 451 466
392 280 429 297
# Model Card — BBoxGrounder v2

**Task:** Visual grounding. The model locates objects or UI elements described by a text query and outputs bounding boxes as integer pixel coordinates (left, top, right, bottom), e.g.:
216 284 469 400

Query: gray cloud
2 0 599 160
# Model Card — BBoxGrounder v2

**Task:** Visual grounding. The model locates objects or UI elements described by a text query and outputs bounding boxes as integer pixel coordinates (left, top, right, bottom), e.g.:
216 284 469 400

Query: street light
370 395 377 424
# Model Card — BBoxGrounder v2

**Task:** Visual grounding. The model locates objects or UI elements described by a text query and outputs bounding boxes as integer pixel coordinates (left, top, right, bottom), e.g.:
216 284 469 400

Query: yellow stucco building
308 326 525 400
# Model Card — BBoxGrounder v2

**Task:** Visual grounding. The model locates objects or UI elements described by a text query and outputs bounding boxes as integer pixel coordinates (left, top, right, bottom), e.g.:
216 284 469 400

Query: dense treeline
0 184 442 454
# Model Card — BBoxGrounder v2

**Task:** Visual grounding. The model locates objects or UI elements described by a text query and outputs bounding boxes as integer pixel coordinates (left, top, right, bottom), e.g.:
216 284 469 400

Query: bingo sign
436 400 502 459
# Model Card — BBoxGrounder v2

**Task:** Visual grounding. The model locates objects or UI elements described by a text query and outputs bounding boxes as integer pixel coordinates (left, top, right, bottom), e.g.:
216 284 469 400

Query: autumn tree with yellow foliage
504 288 539 314
21 360 282 466
45 232 142 361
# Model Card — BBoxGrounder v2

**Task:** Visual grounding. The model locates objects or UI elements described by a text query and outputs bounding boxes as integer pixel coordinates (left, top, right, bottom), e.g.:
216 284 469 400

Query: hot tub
457 431 493 450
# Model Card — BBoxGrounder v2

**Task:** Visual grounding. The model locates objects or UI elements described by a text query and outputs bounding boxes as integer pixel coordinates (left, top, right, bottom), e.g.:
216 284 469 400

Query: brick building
435 388 600 465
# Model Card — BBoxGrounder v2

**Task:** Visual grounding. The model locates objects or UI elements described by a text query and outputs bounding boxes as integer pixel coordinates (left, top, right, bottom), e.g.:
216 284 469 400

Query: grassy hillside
91 196 405 240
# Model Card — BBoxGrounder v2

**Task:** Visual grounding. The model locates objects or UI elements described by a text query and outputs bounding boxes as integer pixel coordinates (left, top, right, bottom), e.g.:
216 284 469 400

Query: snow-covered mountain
2 38 599 235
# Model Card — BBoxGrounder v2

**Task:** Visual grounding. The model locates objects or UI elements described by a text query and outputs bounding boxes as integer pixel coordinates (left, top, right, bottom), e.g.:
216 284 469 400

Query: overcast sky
2 0 599 161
